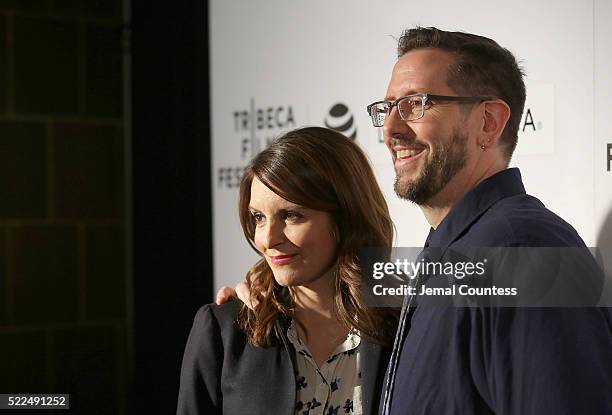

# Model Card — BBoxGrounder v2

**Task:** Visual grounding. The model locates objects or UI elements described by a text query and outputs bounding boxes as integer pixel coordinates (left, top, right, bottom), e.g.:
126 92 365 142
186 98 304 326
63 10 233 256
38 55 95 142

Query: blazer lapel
361 339 391 415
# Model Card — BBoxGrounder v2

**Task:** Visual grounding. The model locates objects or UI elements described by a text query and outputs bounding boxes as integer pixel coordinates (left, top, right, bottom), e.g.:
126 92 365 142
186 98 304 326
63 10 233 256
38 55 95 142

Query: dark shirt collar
425 168 526 249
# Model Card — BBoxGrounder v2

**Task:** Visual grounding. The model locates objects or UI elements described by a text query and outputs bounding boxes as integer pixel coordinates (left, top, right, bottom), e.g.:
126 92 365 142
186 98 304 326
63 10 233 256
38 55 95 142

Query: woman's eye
285 211 303 221
251 212 265 224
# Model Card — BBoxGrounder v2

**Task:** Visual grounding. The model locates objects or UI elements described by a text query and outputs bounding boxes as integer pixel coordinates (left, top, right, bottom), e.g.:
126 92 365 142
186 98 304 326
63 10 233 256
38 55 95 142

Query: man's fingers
215 286 237 305
236 281 258 310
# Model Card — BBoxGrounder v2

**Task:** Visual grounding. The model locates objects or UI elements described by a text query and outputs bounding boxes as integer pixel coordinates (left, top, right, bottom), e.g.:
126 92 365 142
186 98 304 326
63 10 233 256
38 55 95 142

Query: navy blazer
177 300 392 415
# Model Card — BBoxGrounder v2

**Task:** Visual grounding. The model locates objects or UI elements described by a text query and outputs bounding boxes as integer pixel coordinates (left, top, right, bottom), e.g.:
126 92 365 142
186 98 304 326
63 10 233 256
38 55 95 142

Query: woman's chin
272 275 295 287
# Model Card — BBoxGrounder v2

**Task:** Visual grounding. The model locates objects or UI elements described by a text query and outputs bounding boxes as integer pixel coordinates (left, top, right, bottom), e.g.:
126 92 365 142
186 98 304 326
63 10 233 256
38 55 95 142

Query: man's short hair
398 27 526 161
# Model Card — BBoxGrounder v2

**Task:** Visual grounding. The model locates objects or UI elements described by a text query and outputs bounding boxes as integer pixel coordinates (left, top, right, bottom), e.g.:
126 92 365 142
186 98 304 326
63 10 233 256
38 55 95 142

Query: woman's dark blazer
176 300 392 415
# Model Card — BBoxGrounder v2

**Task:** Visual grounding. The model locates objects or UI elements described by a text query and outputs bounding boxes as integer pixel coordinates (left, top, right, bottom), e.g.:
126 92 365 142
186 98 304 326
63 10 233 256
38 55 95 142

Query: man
218 27 612 414
367 27 612 414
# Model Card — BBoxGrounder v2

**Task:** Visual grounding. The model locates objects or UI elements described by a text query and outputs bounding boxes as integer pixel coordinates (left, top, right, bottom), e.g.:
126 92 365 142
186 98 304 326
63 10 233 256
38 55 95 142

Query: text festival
218 98 296 189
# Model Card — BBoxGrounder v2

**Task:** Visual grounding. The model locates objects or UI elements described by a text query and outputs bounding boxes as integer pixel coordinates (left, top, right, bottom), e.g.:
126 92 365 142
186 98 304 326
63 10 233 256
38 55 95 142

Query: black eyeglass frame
366 93 495 127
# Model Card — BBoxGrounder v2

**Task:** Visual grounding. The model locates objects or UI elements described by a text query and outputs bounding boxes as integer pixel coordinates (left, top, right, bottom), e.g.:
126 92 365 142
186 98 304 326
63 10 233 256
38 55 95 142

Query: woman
177 127 397 415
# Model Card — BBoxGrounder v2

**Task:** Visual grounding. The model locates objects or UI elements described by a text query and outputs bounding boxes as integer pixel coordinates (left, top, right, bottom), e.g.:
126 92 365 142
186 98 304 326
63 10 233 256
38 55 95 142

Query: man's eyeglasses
366 93 494 127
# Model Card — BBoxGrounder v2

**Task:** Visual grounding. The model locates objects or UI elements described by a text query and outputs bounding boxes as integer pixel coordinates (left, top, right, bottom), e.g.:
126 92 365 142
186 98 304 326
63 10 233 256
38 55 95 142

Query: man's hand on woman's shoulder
215 280 258 309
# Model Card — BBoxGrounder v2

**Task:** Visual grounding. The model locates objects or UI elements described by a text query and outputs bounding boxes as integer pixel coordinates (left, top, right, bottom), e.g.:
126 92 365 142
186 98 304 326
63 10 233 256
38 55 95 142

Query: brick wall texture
0 1 126 413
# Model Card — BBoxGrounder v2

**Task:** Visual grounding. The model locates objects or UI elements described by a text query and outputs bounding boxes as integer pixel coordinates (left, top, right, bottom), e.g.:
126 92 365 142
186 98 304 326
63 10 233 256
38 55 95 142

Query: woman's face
249 177 338 290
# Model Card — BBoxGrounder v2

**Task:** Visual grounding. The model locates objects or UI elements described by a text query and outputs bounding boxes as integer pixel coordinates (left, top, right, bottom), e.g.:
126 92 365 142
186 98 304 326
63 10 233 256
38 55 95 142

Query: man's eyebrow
385 95 403 102
385 90 420 101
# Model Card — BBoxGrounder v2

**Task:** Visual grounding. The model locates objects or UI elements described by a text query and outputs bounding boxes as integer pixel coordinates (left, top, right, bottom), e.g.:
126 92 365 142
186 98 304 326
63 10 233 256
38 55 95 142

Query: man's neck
420 204 452 230
420 164 507 229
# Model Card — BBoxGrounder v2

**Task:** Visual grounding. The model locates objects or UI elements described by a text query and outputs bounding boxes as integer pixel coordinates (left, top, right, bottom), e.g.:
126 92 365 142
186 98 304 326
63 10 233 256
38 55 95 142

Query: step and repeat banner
210 0 612 291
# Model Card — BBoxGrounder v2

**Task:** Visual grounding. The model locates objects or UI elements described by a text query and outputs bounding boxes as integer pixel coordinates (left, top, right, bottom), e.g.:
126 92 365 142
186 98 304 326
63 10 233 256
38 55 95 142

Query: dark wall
0 1 127 414
131 0 212 412
0 0 211 413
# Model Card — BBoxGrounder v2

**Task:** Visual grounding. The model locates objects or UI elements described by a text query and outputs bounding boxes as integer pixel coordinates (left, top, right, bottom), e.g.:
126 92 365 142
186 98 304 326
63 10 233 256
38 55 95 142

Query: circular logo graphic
324 103 357 140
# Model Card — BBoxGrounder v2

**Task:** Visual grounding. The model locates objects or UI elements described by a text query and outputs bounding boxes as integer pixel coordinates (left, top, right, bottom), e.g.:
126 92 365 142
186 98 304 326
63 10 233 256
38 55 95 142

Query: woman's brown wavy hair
237 126 397 346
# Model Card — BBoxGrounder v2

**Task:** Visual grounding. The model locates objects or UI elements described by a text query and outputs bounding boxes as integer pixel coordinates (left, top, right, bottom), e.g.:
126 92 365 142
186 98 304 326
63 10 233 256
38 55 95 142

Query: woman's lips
268 254 298 265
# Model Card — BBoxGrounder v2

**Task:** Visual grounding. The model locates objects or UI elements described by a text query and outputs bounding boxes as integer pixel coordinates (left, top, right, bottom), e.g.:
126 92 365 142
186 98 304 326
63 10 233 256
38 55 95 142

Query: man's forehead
385 48 455 98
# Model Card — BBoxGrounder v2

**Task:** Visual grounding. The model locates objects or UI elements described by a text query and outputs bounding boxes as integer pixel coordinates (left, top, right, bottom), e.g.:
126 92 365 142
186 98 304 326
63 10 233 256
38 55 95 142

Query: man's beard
394 128 468 205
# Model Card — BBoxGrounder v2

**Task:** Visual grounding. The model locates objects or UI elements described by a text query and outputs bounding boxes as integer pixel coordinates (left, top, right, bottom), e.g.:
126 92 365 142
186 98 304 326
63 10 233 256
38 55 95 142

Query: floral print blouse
287 321 362 415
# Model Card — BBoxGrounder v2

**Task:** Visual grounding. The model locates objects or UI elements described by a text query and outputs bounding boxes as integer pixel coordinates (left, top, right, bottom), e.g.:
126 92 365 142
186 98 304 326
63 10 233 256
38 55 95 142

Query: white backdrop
210 0 612 292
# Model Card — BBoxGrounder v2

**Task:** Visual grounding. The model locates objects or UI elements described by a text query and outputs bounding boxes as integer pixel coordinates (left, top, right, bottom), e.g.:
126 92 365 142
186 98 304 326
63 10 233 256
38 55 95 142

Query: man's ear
480 99 511 146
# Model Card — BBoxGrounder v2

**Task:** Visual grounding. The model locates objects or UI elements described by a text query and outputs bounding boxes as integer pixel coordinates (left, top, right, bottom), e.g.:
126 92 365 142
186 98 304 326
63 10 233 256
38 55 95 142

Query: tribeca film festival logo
217 98 296 189
324 103 357 140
